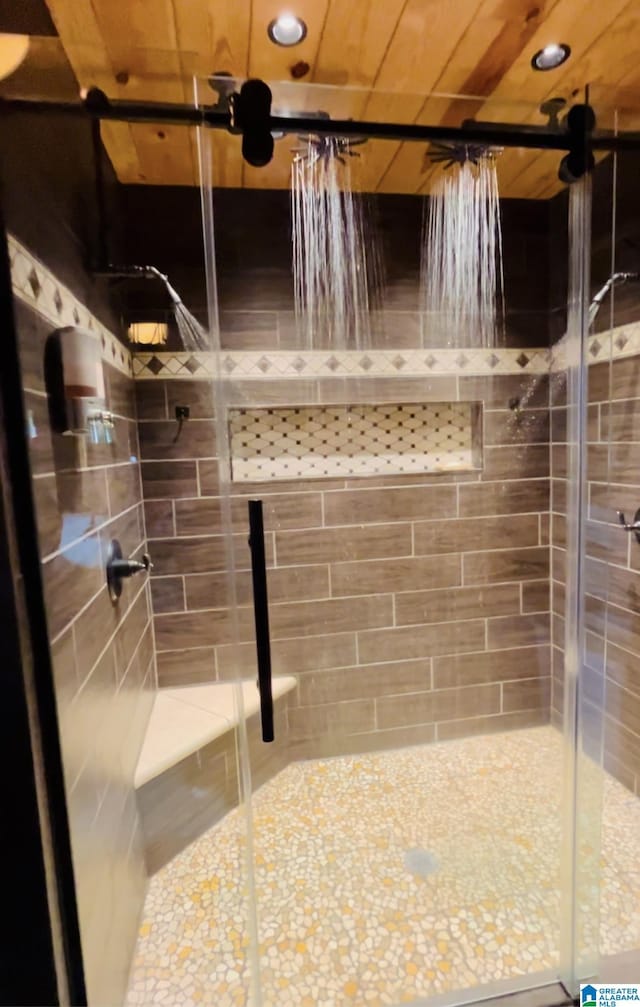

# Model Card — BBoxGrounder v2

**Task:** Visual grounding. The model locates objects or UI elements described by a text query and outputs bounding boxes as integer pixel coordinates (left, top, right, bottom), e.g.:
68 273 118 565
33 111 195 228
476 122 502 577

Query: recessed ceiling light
267 13 307 47
0 33 29 80
531 43 571 71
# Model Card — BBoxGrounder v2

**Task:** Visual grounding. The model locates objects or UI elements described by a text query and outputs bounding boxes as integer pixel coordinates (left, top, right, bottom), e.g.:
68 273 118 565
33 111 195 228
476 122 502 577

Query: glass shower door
196 76 585 1007
579 110 640 982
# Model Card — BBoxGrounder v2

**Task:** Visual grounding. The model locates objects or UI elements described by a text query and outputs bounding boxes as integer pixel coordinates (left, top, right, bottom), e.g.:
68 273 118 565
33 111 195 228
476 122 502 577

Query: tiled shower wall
126 184 556 755
549 151 640 793
550 369 567 731
588 349 640 795
9 238 153 1006
137 366 552 758
552 328 640 794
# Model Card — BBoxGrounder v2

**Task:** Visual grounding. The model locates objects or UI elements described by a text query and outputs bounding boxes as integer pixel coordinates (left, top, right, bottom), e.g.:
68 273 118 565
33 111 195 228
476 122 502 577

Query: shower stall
3 72 640 1007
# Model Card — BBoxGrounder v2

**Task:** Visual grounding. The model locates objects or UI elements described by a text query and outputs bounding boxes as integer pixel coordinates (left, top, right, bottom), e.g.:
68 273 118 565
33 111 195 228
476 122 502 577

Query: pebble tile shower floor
126 726 640 1007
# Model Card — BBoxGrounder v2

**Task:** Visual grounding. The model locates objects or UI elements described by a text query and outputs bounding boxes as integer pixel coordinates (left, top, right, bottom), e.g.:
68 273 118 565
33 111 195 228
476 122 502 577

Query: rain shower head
425 141 503 171
589 271 640 325
292 121 368 166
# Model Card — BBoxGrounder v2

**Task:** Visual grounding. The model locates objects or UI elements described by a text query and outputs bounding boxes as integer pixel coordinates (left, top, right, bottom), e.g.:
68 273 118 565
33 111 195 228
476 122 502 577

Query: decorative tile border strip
8 233 132 377
551 321 640 372
586 321 640 364
132 346 552 380
133 322 640 381
132 351 214 379
10 231 637 383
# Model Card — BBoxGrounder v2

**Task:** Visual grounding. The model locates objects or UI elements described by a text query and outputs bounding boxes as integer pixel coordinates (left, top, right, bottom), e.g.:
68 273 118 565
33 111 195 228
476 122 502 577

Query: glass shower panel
196 76 585 1006
2 59 265 1007
582 88 640 982
557 172 605 993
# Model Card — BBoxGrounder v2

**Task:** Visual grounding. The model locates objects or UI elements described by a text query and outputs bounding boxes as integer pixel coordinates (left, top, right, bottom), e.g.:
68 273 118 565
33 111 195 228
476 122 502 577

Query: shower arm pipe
591 271 639 308
3 92 640 154
91 116 109 274
97 264 169 281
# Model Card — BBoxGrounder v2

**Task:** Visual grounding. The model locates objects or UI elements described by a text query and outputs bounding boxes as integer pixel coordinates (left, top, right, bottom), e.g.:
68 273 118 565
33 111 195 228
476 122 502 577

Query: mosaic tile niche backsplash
228 402 481 481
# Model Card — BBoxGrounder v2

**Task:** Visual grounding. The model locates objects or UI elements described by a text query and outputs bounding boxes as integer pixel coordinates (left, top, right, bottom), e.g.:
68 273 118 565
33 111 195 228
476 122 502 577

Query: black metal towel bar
248 499 275 743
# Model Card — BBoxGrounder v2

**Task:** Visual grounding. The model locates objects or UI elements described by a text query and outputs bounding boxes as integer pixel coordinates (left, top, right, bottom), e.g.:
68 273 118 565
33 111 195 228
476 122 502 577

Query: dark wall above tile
0 110 124 336
0 0 57 34
548 150 640 338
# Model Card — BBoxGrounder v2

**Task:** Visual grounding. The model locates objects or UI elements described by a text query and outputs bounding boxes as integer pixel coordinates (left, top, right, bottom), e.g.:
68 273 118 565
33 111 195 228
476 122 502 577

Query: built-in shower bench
134 677 296 874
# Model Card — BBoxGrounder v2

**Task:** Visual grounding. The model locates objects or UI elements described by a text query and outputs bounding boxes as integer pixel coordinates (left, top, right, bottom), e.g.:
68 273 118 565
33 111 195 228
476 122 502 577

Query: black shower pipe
3 87 640 154
90 116 110 274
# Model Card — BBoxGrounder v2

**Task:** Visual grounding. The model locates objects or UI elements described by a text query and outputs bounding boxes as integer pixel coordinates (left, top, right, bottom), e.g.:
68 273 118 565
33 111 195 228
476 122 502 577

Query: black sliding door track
2 90 639 154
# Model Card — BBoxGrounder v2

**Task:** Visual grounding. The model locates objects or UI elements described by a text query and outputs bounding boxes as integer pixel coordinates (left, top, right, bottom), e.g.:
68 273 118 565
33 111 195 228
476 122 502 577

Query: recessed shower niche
228 400 483 481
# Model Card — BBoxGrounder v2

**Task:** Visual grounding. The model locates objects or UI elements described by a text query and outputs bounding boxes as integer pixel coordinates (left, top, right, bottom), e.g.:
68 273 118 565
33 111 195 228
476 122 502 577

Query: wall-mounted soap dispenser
45 326 114 441
59 325 105 433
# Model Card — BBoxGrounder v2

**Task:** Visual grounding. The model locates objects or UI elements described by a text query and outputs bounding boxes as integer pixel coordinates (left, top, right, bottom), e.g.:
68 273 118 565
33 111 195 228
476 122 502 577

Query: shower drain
404 847 440 878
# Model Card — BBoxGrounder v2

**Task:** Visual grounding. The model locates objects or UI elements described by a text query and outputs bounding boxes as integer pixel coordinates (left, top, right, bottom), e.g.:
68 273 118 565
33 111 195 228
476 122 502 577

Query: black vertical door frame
0 207 86 1003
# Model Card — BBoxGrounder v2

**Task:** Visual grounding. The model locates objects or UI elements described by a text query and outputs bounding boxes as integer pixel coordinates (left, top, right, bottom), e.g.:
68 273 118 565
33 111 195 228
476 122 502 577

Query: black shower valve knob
106 538 153 603
110 554 153 577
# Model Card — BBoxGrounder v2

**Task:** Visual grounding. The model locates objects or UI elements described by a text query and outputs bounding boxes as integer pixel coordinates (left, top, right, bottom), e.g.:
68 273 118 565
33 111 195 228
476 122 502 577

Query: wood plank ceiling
34 0 640 197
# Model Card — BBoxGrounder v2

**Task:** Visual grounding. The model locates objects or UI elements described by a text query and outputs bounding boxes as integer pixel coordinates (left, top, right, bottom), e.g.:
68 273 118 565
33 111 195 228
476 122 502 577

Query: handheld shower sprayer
97 263 181 303
164 279 182 306
97 263 168 282
136 265 183 306
95 263 209 351
589 271 639 326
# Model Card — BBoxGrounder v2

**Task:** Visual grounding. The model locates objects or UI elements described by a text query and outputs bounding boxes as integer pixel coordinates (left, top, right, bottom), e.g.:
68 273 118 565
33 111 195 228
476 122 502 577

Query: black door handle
248 500 274 743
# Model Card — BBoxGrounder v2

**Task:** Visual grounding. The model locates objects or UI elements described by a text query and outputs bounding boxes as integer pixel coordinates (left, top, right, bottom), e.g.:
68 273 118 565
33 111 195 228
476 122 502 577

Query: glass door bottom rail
126 726 640 1007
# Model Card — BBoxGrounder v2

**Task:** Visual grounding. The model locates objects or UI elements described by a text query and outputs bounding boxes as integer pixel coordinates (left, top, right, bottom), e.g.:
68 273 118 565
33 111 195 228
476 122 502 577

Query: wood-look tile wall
17 298 154 1006
137 370 551 759
550 370 567 732
553 353 640 794
551 352 640 793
